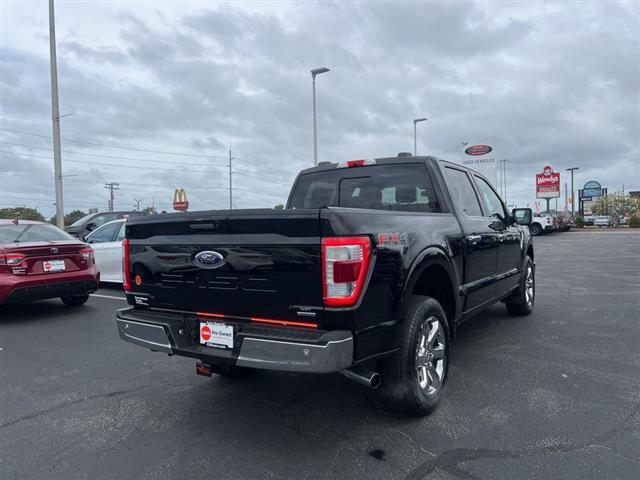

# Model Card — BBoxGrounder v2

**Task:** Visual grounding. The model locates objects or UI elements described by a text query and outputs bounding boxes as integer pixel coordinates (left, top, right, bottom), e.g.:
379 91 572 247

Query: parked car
84 219 125 283
594 216 612 227
584 215 596 226
116 155 535 416
558 216 573 232
0 219 98 305
65 211 145 241
619 216 628 225
529 214 555 236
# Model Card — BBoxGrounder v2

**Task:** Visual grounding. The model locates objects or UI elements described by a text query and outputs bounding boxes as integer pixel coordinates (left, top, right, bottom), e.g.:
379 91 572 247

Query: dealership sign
581 180 603 200
536 165 560 198
464 144 493 156
173 188 189 211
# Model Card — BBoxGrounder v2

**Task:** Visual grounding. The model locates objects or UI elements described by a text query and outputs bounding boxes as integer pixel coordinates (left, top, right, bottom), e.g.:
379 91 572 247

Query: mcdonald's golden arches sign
173 188 189 211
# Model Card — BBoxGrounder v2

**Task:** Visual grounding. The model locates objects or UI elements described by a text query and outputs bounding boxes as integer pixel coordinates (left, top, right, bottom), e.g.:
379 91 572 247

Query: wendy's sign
536 165 560 199
464 144 493 156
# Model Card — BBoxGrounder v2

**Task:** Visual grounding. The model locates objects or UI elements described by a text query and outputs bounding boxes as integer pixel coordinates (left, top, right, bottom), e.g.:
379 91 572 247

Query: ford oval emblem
194 250 225 269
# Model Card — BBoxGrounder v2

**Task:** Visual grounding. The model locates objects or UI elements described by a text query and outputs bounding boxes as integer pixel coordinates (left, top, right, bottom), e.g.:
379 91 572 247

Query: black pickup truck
117 155 534 416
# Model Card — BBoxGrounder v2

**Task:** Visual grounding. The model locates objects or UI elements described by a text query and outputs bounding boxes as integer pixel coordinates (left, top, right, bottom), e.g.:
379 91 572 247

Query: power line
0 141 229 167
0 127 229 159
1 150 201 172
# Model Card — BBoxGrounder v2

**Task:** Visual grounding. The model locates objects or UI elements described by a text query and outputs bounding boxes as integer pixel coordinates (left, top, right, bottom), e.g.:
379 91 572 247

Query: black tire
505 256 535 316
60 294 90 306
378 295 450 416
530 223 542 236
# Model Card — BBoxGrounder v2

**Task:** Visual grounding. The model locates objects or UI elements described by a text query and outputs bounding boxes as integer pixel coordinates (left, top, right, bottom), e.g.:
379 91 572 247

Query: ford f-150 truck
116 155 535 416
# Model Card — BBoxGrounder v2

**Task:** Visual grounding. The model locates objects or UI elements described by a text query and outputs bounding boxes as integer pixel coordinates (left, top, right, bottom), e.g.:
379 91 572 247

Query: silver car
594 216 611 227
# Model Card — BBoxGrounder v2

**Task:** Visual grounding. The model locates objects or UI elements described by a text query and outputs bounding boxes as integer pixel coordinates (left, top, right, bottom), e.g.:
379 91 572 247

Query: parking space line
90 294 126 301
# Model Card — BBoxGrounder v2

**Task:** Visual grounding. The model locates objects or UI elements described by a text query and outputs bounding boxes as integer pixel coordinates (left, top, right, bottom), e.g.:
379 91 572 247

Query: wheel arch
403 248 460 336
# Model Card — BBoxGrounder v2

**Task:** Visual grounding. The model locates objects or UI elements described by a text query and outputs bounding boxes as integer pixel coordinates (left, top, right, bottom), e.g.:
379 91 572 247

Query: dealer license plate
199 322 234 349
43 259 65 272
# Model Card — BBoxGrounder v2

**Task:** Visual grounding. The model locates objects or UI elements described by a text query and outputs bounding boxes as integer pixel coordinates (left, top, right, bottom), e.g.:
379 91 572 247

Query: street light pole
413 118 427 155
566 167 579 217
48 0 64 228
311 67 330 166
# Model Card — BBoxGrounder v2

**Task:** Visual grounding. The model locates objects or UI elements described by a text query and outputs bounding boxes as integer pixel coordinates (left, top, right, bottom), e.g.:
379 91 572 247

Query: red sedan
0 219 99 306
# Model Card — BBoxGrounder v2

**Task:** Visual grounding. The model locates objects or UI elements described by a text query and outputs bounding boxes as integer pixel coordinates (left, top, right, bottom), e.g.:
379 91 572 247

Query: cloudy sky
1 1 638 217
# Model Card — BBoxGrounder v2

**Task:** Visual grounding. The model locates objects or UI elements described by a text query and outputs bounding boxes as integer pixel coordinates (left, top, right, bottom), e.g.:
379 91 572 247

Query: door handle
466 234 481 243
497 234 505 242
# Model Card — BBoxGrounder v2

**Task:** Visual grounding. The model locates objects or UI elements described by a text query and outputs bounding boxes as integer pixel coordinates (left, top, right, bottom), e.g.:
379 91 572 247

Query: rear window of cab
289 163 441 213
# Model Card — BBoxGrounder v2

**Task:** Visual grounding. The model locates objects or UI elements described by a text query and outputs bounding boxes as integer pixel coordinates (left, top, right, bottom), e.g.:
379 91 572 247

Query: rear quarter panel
321 208 464 361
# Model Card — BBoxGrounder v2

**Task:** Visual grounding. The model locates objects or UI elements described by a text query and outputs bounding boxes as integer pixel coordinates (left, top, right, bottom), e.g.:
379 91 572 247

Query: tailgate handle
189 223 220 230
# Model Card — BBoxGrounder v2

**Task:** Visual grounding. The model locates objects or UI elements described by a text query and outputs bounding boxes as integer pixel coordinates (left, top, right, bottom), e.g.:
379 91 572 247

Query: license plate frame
199 321 234 349
43 259 66 272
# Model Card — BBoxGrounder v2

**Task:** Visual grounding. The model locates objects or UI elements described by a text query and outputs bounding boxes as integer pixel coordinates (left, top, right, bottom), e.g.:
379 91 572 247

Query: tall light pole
566 167 579 218
311 67 330 166
229 149 233 209
500 159 509 203
49 0 64 228
413 118 427 155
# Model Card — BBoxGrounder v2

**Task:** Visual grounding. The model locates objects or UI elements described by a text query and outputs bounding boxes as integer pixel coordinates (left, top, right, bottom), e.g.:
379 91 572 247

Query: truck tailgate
125 209 323 323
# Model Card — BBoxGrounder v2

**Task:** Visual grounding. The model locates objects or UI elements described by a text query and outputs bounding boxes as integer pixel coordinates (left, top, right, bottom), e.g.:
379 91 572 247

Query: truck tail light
79 247 94 261
321 236 371 307
122 239 132 291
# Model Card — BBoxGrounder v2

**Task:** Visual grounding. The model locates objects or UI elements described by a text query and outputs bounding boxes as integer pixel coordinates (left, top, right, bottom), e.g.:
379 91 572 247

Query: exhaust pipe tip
341 367 381 390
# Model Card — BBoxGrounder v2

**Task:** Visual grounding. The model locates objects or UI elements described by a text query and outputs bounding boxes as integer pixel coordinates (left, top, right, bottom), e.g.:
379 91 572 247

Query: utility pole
104 182 120 212
228 149 233 210
133 198 143 212
566 167 579 218
49 0 64 228
564 182 568 213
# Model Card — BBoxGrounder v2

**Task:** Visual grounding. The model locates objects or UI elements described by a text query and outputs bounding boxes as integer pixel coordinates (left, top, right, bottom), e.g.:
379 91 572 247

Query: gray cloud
1 1 638 218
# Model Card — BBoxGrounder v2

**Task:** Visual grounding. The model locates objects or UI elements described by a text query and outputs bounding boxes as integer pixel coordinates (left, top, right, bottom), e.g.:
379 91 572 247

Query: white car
594 216 611 227
84 219 125 283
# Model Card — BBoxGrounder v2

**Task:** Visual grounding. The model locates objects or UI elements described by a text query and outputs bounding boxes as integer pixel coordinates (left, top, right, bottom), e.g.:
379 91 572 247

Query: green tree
592 192 640 223
274 204 285 210
0 207 45 221
50 210 88 226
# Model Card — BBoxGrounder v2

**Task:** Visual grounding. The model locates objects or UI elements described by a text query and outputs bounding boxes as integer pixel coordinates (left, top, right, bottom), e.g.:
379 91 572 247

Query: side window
444 167 482 217
91 215 108 227
86 222 119 243
473 175 505 218
115 222 126 241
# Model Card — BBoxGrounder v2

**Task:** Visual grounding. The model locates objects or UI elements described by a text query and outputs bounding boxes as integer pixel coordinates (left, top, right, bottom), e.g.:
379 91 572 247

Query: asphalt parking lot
1 230 639 480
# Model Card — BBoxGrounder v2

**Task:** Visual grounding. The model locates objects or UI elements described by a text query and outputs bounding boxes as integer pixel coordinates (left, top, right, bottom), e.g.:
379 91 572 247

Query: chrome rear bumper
116 309 353 374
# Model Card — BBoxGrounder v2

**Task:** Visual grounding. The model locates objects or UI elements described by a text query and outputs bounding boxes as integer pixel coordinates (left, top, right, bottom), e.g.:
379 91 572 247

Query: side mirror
87 222 97 231
512 208 532 226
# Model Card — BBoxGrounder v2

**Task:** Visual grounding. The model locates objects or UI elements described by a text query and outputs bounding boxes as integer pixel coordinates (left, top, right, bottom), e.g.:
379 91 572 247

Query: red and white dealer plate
43 259 65 272
199 322 233 349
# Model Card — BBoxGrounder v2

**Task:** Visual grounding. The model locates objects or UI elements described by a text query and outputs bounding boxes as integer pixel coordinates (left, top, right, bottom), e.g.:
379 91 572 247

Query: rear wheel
61 294 90 306
530 223 542 236
505 256 535 316
379 295 450 416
